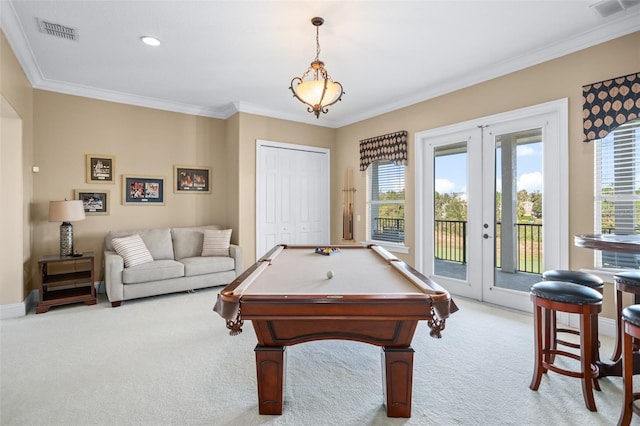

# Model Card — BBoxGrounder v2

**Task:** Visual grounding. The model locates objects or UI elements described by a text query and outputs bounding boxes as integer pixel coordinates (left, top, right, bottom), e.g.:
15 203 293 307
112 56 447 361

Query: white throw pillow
111 234 154 267
201 229 232 257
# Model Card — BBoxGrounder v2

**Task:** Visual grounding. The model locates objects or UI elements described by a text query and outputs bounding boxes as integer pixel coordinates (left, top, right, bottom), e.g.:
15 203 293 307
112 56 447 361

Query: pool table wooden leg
383 346 415 418
254 345 286 415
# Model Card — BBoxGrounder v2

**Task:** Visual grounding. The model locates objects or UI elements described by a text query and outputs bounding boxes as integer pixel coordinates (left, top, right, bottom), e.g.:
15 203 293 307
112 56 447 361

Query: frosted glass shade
294 79 342 106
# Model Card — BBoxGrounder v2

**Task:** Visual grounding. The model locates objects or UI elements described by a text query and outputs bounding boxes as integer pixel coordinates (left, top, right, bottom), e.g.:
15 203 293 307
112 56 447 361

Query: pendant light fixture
289 17 344 118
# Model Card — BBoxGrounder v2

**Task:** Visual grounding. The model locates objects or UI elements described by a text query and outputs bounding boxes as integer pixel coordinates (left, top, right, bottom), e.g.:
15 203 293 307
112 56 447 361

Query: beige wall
334 31 640 318
1 31 34 306
2 27 639 318
31 91 229 281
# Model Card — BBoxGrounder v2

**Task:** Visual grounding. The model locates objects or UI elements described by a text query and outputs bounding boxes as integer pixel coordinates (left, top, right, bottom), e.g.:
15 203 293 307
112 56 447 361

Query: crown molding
331 11 640 128
3 1 639 129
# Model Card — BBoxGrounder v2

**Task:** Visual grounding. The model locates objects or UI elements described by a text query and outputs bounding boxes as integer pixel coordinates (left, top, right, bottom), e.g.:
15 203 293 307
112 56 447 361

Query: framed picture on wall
174 165 211 194
86 154 115 183
75 189 110 215
122 175 165 205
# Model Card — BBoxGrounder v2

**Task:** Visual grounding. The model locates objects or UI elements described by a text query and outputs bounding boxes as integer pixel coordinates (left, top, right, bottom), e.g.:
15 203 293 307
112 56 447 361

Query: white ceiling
2 0 639 128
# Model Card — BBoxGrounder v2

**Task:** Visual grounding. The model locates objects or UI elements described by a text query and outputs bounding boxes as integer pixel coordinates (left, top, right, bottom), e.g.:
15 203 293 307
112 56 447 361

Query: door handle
483 234 492 239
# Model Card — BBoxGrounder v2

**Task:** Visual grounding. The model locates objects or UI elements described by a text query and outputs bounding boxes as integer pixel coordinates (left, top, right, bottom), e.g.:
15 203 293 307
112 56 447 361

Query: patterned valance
582 72 640 142
359 130 408 171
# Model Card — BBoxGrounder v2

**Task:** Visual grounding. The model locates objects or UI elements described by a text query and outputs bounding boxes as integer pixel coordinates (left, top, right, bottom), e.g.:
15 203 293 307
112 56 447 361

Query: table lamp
49 200 86 256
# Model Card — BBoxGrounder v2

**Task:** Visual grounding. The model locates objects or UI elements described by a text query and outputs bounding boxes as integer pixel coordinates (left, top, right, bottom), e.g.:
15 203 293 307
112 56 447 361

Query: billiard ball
326 270 334 279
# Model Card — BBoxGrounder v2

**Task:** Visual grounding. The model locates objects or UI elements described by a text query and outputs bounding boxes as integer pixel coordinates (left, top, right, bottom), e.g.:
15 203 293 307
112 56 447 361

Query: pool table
213 244 457 418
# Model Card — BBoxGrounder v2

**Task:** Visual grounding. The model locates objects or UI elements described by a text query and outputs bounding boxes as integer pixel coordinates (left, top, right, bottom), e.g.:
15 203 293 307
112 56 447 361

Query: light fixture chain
315 25 321 61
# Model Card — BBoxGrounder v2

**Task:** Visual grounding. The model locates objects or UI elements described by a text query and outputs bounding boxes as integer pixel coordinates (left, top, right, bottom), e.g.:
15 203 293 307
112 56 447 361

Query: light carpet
1 288 638 426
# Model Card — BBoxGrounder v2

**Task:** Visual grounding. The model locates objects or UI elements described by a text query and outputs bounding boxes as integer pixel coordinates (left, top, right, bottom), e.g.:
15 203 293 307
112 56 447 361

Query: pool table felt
215 245 457 321
237 246 436 295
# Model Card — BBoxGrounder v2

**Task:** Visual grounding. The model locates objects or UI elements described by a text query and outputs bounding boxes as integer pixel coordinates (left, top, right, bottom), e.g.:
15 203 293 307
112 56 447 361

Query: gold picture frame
86 154 115 184
174 165 212 194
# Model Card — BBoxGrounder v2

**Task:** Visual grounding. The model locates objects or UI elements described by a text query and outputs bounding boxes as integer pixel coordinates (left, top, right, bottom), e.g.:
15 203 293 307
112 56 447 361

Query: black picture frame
122 175 165 205
86 154 115 183
75 189 110 215
174 165 211 193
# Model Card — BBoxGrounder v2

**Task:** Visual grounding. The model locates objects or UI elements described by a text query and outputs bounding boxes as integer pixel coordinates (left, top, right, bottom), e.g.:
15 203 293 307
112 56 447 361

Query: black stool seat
616 271 640 287
542 270 604 290
622 305 640 328
531 281 603 305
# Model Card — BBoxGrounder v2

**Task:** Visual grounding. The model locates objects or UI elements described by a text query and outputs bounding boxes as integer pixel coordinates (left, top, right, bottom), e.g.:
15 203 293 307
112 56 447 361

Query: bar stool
542 270 604 365
612 271 640 362
618 304 640 426
529 281 603 412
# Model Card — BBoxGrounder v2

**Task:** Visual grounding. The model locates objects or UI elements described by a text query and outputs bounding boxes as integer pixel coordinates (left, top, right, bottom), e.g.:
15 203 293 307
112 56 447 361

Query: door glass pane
494 128 543 291
434 142 468 280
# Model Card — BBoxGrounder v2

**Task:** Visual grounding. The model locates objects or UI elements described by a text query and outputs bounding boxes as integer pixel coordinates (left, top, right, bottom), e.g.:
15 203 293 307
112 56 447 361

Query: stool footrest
543 363 599 380
556 327 580 336
633 395 640 417
543 349 599 380
555 338 581 350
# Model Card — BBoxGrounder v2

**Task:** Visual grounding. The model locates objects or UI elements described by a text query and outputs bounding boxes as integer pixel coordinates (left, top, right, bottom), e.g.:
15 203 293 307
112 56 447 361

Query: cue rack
342 168 356 241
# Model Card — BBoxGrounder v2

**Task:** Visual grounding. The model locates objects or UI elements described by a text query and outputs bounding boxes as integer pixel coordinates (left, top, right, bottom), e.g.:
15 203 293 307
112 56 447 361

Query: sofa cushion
122 260 185 284
111 234 154 267
171 225 222 260
106 228 174 260
202 229 232 256
179 256 235 277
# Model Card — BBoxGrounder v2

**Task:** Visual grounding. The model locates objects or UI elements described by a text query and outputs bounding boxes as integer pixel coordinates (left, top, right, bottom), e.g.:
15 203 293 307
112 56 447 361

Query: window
594 118 640 269
366 159 405 245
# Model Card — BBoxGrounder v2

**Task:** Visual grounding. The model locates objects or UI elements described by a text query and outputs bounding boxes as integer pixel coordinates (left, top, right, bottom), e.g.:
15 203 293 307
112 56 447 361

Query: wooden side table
37 252 96 314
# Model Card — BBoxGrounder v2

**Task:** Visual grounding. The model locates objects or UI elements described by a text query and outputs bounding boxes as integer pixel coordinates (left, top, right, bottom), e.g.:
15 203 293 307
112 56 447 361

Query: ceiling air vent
590 0 640 18
37 18 78 41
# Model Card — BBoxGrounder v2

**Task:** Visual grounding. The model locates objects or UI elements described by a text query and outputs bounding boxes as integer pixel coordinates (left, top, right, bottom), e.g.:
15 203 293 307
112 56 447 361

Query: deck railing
372 217 405 243
601 227 640 269
373 217 543 273
434 220 467 263
434 220 543 273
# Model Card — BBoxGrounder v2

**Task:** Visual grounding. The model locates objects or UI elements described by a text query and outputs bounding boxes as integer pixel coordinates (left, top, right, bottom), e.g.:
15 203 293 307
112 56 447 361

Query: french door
415 100 568 312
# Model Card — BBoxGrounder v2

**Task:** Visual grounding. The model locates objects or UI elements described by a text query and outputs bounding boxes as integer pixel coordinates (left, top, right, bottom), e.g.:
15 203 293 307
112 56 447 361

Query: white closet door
256 140 330 259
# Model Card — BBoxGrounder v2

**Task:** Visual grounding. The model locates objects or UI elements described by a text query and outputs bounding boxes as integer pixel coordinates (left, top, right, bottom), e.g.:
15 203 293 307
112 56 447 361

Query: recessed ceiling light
140 36 160 47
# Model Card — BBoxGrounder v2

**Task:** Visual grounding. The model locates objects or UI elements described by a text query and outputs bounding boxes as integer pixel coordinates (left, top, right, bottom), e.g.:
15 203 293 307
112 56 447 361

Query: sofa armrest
104 250 125 303
229 244 243 277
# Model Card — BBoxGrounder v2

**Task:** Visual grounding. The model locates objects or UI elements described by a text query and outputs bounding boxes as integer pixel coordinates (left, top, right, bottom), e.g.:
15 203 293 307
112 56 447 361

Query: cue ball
326 270 334 279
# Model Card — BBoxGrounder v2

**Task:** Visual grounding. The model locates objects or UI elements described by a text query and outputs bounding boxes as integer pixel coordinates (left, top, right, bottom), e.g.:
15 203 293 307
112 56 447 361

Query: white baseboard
560 312 616 338
0 282 104 319
0 290 37 319
0 301 26 319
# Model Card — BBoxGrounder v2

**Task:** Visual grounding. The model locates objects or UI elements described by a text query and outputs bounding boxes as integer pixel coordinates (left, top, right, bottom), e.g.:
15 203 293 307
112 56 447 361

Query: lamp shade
49 200 86 222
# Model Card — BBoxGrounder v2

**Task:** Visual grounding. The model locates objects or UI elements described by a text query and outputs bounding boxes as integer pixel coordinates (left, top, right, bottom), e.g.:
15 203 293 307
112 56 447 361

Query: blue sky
435 142 543 195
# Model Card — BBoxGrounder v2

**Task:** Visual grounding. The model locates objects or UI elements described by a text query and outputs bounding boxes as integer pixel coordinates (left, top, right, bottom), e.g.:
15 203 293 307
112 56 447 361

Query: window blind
367 160 405 244
595 119 640 231
595 119 639 268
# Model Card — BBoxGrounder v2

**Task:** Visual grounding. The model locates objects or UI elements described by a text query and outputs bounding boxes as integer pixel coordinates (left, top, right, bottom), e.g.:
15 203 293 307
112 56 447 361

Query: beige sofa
104 225 241 307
